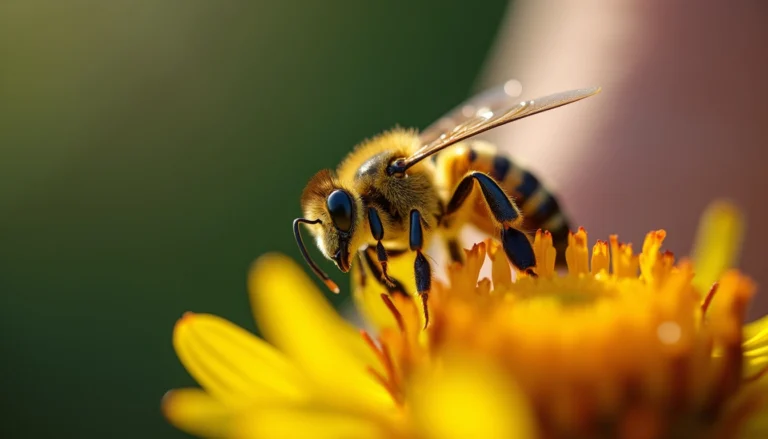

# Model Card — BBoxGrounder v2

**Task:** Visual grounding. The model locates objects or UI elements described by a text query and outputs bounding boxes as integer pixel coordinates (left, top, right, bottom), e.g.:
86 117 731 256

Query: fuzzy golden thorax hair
299 128 441 272
336 129 440 227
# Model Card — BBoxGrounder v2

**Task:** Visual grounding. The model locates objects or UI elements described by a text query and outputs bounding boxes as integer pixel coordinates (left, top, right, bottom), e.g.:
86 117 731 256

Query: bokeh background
0 1 508 438
2 1 766 438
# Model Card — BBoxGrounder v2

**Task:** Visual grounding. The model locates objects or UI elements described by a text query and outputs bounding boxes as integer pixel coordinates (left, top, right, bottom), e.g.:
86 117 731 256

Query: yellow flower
163 202 768 438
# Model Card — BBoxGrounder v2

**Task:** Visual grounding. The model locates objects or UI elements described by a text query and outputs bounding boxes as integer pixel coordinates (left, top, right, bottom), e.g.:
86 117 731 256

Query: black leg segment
445 172 520 225
360 247 409 297
409 210 424 251
368 207 384 240
445 171 536 273
368 207 395 286
501 226 536 271
445 177 475 216
414 251 432 294
414 252 430 327
409 209 431 328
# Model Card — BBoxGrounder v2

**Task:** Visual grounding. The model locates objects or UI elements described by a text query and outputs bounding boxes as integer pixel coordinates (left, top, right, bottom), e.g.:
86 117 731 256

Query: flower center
359 228 763 438
515 278 619 307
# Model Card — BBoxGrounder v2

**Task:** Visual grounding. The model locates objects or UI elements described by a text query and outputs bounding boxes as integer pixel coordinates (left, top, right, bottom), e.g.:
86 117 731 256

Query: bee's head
297 170 364 284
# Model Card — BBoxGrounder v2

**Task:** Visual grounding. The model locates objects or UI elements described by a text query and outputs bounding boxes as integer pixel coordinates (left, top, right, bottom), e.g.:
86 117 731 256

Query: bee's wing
403 87 601 170
419 80 525 145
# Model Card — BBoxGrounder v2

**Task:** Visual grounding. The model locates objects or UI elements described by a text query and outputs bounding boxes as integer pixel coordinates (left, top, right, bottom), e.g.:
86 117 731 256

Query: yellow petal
232 408 386 439
692 200 744 293
249 254 393 411
173 312 310 407
162 388 231 438
743 315 768 377
744 353 768 380
410 353 537 439
744 315 768 350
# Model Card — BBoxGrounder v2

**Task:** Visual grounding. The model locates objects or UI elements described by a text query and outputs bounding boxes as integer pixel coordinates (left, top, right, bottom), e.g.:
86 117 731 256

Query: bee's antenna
293 218 340 293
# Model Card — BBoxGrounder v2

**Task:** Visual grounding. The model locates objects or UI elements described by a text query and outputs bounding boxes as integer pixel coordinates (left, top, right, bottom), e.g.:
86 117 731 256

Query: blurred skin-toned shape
480 0 768 317
0 1 509 437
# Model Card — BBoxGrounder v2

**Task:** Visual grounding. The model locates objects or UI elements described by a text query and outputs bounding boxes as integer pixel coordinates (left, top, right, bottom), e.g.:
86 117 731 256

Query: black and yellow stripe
463 140 571 256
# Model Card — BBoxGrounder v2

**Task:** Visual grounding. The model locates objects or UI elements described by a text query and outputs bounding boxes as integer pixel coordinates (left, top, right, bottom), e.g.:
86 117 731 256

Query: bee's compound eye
327 190 354 232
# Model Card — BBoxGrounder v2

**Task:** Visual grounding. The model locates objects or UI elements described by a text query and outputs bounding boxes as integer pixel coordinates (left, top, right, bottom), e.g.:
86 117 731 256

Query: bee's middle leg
409 210 432 327
446 171 536 274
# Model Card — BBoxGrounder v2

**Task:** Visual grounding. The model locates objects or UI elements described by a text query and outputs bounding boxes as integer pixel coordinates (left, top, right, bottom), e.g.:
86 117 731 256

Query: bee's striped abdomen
440 140 571 259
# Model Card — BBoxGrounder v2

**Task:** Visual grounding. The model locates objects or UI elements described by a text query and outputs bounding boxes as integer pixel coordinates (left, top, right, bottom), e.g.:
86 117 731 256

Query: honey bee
294 82 601 324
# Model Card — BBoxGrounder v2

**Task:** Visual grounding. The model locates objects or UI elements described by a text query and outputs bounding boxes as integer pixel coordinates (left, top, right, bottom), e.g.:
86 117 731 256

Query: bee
294 82 601 324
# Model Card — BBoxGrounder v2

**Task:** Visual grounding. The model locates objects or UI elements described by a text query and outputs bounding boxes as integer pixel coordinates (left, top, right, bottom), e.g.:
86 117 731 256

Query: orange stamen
701 282 719 316
380 342 401 389
381 294 406 334
365 365 402 405
361 330 383 356
361 329 404 404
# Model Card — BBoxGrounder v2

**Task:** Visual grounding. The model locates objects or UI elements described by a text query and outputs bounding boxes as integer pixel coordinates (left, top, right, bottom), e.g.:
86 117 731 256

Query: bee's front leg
409 209 431 328
357 247 408 296
367 207 396 287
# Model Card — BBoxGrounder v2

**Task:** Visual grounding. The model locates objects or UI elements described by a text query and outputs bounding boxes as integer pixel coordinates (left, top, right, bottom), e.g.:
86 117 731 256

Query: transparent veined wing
394 86 601 173
419 79 525 145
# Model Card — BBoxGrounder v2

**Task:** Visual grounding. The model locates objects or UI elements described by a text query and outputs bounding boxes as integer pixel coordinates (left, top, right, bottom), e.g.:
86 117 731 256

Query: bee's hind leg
446 171 537 275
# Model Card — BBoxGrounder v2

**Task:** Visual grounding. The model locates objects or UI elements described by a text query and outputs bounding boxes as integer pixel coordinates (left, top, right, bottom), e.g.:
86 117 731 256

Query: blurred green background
0 1 508 437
